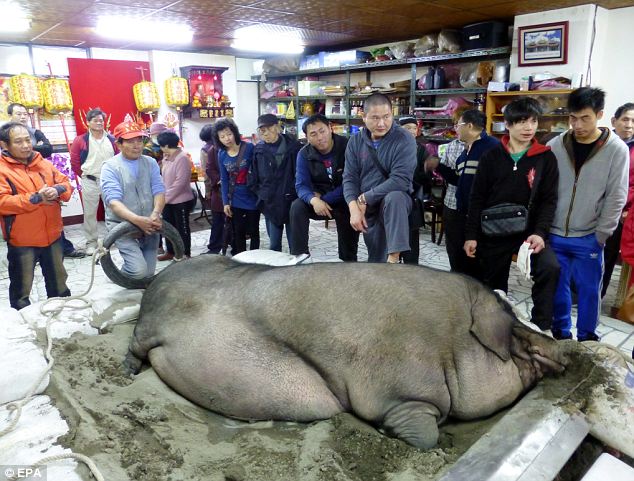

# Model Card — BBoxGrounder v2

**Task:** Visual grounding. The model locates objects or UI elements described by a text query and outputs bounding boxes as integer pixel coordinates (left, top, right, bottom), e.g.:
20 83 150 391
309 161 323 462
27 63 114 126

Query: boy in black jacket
464 97 560 330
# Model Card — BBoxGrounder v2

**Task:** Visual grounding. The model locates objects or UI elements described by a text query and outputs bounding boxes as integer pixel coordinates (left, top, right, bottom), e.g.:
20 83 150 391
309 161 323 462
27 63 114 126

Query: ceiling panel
1 0 633 55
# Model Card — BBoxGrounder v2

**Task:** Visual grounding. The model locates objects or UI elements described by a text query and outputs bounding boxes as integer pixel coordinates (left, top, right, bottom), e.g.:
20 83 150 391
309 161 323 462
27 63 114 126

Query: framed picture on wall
518 21 569 66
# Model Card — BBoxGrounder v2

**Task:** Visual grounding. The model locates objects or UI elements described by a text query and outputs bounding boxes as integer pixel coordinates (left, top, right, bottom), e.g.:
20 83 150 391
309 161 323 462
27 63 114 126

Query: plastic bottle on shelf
433 67 445 89
424 67 435 90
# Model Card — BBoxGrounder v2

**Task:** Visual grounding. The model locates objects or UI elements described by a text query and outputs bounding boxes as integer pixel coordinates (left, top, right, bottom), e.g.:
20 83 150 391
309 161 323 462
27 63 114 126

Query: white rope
1 245 109 480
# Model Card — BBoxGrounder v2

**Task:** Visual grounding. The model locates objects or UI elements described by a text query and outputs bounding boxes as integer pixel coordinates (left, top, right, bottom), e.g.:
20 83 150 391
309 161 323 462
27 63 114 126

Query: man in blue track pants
547 87 629 341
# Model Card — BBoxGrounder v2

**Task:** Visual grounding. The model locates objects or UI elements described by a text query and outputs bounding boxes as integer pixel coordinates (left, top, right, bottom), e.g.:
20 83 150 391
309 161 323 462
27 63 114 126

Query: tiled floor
1 216 633 358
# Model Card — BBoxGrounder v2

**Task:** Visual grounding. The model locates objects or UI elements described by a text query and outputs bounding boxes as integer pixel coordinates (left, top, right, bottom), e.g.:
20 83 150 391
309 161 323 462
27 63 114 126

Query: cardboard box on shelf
322 52 341 68
298 80 327 96
338 50 372 66
299 54 323 70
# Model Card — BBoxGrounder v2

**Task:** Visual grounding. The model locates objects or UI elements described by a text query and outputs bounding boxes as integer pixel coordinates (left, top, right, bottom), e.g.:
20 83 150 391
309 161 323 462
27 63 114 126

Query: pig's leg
382 401 441 449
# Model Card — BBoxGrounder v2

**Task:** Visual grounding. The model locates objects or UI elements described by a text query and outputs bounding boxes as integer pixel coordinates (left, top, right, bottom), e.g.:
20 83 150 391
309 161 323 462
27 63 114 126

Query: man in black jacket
290 114 359 261
8 103 52 158
464 97 560 330
249 114 302 252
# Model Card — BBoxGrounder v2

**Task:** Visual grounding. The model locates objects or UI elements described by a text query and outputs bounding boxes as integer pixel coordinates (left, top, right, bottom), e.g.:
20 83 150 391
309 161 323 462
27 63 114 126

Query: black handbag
479 158 542 237
480 203 528 236
367 147 421 229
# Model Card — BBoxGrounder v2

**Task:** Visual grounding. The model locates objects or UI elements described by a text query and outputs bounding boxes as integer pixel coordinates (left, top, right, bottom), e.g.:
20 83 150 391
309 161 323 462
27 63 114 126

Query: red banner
67 58 152 136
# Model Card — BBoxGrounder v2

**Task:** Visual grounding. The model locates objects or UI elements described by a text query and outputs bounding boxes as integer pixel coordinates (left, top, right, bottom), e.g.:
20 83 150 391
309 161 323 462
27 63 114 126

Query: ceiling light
231 25 304 54
96 17 193 44
1 1 30 32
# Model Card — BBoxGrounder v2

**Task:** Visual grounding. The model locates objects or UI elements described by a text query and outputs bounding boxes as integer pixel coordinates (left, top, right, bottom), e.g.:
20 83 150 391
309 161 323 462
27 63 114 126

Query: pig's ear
469 291 513 361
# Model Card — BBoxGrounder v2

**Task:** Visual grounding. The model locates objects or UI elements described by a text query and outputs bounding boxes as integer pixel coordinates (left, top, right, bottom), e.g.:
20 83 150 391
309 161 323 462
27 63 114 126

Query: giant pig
124 255 572 449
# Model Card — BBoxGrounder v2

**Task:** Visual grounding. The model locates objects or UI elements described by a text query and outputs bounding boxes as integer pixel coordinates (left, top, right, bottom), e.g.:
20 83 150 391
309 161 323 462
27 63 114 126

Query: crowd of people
1 88 633 345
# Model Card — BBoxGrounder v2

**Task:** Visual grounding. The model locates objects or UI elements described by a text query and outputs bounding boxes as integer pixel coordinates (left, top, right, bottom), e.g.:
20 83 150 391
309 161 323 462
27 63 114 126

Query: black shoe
578 332 600 342
65 249 86 259
552 330 573 340
200 250 219 255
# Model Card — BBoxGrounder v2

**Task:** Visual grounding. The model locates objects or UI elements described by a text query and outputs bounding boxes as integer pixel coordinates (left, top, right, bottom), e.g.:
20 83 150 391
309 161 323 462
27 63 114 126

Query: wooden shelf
491 113 569 118
486 90 572 135
486 89 572 96
415 88 487 95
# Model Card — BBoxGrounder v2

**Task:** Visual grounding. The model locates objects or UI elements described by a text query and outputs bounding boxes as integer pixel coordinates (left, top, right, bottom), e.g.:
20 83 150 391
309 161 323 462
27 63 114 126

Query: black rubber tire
100 220 185 289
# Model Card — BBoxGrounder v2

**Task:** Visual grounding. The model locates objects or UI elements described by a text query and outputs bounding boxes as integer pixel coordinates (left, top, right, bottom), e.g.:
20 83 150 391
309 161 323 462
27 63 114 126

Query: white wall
89 48 149 62
510 4 598 84
234 81 258 137
0 45 31 74
596 6 634 121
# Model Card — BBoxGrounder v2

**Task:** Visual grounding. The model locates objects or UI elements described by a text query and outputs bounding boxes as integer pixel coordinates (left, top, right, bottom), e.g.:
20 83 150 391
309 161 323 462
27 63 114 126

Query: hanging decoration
42 78 73 114
132 66 159 119
43 62 74 151
133 81 160 113
164 76 189 109
285 100 296 120
9 74 44 110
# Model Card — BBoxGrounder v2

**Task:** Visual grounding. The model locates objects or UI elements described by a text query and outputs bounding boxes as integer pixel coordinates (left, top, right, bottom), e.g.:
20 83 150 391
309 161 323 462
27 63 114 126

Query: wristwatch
357 193 367 205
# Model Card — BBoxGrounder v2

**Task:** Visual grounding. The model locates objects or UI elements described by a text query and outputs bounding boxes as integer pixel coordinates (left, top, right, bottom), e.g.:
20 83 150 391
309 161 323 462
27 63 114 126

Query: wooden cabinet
485 89 572 141
255 47 511 140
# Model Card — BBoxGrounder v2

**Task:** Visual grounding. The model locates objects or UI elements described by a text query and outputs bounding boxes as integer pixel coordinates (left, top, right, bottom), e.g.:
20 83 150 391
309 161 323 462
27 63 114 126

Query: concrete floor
1 216 632 358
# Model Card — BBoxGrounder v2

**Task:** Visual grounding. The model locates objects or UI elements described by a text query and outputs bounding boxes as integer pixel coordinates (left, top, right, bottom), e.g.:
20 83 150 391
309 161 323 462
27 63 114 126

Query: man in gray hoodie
547 87 629 341
343 93 416 263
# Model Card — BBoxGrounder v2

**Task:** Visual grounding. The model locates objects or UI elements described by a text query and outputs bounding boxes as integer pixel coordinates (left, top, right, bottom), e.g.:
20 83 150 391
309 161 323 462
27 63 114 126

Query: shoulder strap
227 143 247 205
367 145 389 180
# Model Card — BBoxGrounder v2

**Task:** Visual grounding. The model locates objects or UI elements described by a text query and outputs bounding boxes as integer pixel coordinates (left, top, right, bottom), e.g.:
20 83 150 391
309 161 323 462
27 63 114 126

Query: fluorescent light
1 1 30 32
231 25 304 54
3 17 30 32
96 17 193 44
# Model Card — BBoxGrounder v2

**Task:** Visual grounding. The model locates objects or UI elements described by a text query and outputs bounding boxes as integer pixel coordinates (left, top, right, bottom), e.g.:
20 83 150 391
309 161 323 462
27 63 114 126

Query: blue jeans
265 217 291 252
7 237 71 310
550 233 604 340
115 233 160 279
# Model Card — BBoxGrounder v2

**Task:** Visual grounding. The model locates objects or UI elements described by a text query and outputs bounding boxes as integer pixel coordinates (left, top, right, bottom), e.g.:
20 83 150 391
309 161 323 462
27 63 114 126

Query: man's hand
133 215 161 236
224 205 233 218
464 240 477 258
149 211 163 230
424 157 440 172
349 202 368 233
310 197 333 218
525 234 545 253
39 185 59 202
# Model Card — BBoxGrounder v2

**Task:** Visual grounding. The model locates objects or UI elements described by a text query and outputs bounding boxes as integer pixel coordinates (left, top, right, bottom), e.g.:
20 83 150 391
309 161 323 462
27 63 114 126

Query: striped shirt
438 139 465 210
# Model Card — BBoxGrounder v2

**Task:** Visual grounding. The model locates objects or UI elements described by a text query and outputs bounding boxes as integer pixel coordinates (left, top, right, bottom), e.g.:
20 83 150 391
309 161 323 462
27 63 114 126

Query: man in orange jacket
0 122 72 310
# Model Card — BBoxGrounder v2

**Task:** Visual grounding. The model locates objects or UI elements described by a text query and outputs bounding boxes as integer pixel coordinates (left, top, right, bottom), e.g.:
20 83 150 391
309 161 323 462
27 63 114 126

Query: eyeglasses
454 122 467 128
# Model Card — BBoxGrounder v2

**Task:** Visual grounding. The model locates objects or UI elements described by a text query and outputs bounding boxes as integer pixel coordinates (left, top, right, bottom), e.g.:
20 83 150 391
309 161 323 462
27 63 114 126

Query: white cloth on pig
232 249 312 266
516 241 533 281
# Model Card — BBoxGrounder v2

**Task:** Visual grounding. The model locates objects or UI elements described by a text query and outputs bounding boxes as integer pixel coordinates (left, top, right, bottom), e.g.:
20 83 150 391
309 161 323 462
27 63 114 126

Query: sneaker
65 249 86 259
551 329 573 340
578 332 600 342
157 252 174 261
